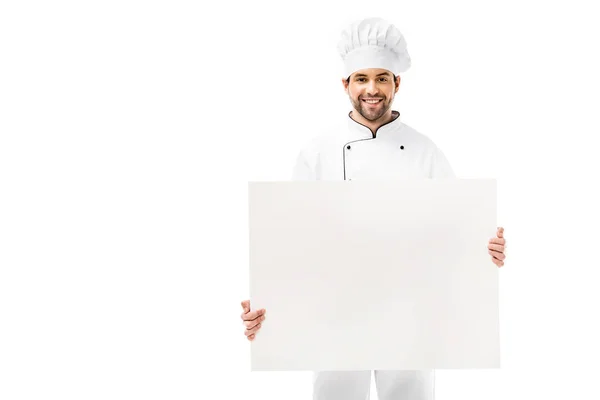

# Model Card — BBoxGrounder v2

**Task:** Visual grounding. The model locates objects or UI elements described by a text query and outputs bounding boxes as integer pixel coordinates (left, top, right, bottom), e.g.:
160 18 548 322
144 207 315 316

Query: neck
350 109 396 136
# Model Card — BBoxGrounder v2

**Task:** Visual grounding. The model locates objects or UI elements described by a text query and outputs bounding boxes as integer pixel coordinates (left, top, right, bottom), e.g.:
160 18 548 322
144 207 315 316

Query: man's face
343 68 399 122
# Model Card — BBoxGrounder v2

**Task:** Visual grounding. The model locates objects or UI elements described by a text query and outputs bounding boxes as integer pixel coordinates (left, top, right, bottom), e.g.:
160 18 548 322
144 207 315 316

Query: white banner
248 180 499 371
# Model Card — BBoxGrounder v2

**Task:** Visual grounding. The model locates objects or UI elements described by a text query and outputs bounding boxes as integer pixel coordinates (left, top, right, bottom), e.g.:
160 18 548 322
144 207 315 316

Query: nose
366 80 379 96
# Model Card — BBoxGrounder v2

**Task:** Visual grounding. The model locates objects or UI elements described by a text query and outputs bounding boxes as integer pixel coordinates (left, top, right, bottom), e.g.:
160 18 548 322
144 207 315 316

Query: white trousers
312 370 435 400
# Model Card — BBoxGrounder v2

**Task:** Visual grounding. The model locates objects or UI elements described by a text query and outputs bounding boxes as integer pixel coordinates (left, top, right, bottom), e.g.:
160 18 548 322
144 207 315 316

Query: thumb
241 300 250 312
497 226 504 238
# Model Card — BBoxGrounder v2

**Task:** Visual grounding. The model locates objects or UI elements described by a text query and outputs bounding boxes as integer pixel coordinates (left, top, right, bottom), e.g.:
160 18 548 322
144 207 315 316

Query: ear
342 77 350 93
395 75 401 93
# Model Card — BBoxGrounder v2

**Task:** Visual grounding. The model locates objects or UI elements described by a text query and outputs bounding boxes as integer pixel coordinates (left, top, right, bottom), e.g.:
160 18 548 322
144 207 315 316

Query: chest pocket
343 138 430 180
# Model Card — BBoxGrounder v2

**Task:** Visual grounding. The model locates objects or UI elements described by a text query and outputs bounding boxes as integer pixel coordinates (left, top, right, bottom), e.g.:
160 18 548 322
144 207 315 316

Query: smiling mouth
362 98 383 105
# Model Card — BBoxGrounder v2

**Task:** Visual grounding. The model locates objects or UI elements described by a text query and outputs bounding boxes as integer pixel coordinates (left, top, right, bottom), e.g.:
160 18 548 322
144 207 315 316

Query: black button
347 145 351 150
400 145 404 150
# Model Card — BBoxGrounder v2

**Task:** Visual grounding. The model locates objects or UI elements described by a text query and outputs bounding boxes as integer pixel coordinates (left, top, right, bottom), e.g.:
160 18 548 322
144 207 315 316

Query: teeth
364 99 381 104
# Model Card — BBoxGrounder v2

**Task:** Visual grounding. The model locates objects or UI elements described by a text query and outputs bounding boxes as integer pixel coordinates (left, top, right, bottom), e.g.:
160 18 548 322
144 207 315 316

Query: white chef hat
337 17 411 78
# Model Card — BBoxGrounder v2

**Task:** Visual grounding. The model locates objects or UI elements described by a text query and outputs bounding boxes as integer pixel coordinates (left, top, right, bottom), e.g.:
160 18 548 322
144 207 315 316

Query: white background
1 0 599 399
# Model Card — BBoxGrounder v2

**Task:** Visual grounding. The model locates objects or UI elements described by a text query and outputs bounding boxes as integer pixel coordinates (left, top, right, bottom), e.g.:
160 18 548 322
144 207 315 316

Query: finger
487 243 505 252
497 227 504 238
244 314 266 329
242 308 266 322
242 309 264 321
240 308 258 320
490 250 506 261
488 237 505 245
488 250 506 261
244 313 266 328
491 256 504 267
247 334 255 341
245 323 262 336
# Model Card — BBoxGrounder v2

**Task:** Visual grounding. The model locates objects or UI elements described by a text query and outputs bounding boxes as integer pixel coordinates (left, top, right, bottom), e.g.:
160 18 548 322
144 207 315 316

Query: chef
240 17 507 400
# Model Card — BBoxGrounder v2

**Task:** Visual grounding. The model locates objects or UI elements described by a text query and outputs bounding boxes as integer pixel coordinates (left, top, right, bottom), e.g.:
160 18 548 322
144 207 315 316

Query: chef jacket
292 111 455 181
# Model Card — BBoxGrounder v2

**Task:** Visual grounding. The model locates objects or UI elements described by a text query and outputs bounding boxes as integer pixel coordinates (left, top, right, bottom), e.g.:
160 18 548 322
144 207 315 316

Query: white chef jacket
293 110 454 400
292 111 455 181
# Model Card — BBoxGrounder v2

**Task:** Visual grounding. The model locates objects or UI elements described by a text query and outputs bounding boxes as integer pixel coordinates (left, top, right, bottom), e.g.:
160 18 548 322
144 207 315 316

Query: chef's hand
488 227 506 267
240 300 266 341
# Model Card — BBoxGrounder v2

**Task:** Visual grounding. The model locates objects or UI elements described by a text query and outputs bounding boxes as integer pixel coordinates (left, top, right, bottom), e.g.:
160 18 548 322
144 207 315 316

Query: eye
378 77 388 82
356 78 366 82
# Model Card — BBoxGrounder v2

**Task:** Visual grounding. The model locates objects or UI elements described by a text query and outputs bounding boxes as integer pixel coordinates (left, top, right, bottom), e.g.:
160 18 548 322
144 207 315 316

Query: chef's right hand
240 299 266 341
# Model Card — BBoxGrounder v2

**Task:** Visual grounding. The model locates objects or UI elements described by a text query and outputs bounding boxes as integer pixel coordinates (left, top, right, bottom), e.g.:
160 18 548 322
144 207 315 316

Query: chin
362 111 385 121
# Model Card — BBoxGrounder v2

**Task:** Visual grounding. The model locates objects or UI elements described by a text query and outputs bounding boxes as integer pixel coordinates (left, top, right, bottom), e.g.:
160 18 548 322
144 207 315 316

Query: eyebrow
353 73 393 78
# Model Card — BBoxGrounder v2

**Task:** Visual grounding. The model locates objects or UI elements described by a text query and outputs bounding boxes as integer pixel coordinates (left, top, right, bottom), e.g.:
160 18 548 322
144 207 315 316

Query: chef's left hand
488 227 506 267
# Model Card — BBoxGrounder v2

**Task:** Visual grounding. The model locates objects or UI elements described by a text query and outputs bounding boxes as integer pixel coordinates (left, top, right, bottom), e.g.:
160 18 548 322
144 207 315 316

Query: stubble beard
351 96 393 122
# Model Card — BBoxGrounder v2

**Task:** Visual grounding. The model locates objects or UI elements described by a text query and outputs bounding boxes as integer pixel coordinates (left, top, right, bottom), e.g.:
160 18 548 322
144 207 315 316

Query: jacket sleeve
291 149 317 181
430 145 456 178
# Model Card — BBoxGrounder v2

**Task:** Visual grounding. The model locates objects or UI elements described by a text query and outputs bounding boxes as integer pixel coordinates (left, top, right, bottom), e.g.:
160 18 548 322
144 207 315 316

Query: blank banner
248 179 498 371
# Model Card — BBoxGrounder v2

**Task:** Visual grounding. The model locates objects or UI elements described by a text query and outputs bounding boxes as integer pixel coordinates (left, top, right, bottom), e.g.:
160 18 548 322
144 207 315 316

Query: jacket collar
345 110 403 140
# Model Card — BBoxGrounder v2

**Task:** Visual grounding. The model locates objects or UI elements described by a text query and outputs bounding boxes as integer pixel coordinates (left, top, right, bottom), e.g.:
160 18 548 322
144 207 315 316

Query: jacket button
346 145 351 150
400 145 404 150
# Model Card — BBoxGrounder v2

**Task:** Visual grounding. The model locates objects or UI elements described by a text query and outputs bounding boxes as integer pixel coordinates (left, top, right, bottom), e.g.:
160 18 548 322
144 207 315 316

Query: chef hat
337 17 411 78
